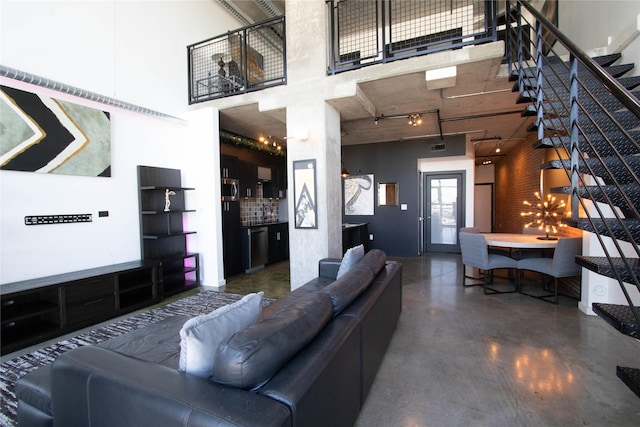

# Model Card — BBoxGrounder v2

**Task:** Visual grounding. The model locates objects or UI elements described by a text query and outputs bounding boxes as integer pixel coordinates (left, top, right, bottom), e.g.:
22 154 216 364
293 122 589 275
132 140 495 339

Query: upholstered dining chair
513 226 549 259
517 237 583 304
459 231 518 294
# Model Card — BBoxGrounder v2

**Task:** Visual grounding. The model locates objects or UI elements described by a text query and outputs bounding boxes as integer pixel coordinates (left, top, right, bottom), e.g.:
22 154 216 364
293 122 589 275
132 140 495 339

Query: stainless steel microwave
221 178 239 201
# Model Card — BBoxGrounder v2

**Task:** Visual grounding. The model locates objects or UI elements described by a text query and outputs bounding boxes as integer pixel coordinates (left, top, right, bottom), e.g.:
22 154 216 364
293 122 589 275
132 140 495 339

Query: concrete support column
285 0 342 289
286 102 342 289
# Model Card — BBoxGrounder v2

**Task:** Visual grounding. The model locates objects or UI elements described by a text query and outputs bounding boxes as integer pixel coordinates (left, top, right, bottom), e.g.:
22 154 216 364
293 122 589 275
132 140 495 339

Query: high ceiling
219 0 536 163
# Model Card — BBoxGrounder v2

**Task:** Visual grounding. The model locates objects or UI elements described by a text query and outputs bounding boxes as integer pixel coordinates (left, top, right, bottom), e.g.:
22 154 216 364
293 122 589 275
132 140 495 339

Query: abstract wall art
344 174 374 216
293 159 317 229
0 85 111 177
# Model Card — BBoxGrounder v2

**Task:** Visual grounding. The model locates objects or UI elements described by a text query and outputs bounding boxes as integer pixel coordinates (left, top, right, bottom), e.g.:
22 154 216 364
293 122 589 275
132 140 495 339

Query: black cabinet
1 261 159 355
239 161 257 198
342 223 369 253
260 159 286 199
222 201 243 278
138 165 199 298
221 154 239 178
268 223 289 264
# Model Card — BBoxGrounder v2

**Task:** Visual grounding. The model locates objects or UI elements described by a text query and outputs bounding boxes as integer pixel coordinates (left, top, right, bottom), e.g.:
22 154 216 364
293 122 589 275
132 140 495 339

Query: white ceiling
219 0 536 162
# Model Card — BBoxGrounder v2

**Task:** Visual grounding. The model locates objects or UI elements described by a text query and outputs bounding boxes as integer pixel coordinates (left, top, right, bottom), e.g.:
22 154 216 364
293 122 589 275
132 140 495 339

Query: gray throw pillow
178 292 263 378
336 244 364 279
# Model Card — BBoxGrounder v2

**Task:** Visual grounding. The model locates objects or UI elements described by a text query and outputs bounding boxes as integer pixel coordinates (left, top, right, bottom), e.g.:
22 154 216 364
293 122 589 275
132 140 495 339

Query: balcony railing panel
328 0 497 74
188 16 286 104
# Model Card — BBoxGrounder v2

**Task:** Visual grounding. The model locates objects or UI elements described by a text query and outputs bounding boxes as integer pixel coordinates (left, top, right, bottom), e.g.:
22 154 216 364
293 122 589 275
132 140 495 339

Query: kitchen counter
241 220 289 228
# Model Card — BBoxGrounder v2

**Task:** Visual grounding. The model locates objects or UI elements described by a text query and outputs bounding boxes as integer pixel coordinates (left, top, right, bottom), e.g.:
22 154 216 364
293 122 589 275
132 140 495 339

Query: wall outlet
369 234 374 241
593 285 606 297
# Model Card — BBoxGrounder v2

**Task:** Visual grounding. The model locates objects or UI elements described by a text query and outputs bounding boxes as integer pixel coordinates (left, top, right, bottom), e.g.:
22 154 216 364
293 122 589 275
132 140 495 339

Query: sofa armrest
51 346 290 427
319 258 341 280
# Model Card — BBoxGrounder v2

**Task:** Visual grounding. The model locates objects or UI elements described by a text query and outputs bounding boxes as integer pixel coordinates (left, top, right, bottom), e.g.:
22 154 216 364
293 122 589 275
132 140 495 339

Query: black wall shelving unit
137 165 200 297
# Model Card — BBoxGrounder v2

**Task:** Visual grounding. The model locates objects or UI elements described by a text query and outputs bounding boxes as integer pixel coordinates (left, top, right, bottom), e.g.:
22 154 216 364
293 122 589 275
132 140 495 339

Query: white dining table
482 233 559 249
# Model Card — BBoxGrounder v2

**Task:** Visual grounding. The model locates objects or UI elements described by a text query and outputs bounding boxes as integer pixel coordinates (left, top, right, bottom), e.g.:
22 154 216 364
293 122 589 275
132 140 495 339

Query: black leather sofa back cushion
358 249 387 276
212 292 334 390
321 265 374 315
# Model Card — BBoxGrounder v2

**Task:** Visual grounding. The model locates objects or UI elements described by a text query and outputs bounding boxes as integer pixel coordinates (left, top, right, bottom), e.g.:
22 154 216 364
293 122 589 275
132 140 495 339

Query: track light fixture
373 110 438 127
408 114 422 126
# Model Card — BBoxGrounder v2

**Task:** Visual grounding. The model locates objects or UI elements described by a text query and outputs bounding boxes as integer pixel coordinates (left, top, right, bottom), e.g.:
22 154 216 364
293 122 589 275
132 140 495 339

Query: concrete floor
226 253 640 426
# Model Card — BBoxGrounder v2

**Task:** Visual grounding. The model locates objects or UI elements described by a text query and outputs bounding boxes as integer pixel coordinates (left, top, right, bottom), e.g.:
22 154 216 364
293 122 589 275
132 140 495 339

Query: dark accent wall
342 135 466 257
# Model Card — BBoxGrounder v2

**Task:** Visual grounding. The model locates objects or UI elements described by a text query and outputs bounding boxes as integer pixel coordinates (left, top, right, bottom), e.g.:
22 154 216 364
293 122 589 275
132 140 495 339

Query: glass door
424 172 464 252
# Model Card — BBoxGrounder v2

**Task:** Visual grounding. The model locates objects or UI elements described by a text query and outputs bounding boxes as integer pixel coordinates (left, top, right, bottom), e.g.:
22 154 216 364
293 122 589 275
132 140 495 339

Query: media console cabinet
1 261 160 356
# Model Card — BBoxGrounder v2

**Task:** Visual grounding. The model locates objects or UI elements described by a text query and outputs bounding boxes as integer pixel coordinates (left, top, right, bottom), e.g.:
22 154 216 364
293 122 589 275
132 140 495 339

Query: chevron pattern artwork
0 85 111 177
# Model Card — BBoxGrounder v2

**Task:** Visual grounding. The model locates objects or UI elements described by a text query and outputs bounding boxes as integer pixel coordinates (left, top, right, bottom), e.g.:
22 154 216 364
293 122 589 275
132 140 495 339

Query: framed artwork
344 174 374 216
0 85 111 177
293 159 317 229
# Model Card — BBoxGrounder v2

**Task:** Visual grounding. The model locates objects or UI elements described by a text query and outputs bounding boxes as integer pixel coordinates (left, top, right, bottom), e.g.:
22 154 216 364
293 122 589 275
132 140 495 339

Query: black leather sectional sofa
16 249 402 427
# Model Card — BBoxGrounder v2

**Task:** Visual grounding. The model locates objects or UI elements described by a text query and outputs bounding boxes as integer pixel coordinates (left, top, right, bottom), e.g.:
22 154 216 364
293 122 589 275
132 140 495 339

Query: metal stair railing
505 0 640 327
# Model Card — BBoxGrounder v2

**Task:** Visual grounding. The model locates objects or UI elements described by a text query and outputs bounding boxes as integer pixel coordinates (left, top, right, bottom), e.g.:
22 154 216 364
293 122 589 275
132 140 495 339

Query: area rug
0 290 274 427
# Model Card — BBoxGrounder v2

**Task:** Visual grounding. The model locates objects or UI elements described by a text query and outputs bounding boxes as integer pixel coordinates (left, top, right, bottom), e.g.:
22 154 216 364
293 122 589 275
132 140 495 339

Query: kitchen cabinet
222 201 242 278
262 160 287 199
268 222 289 264
221 154 239 178
239 160 257 198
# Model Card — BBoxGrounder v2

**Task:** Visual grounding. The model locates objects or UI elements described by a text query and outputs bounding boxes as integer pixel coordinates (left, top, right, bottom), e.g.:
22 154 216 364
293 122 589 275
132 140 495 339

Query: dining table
482 233 560 250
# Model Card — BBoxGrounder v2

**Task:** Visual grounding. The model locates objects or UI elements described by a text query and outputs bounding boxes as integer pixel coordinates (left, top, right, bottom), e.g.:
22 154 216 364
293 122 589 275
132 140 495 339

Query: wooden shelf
138 165 200 299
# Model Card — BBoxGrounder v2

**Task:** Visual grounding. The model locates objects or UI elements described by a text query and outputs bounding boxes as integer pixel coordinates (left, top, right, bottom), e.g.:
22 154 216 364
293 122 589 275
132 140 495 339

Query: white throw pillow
336 244 365 279
179 292 264 378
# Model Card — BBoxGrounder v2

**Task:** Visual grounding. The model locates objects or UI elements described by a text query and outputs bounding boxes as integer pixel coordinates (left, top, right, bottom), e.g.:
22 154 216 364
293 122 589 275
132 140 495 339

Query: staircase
506 1 640 397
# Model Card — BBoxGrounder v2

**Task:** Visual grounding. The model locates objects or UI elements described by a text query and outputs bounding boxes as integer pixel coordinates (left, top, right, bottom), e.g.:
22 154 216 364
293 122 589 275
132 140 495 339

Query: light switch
401 204 408 211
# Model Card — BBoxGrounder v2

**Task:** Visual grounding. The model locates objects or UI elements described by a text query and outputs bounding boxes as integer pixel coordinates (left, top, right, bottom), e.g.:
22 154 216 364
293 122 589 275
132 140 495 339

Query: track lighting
341 162 350 178
374 110 437 126
408 114 422 126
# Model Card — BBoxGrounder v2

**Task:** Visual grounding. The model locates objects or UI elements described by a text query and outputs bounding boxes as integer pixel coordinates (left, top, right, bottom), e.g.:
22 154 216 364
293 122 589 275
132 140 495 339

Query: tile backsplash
240 183 279 225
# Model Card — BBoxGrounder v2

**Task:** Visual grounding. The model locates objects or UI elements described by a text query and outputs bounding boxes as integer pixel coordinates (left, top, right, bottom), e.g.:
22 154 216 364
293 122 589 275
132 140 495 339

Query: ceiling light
495 144 501 153
408 114 423 126
341 162 350 178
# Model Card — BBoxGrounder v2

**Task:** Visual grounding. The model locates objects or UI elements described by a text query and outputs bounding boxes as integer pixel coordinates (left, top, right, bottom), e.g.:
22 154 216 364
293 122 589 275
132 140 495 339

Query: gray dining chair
513 226 549 260
517 237 583 304
459 231 518 294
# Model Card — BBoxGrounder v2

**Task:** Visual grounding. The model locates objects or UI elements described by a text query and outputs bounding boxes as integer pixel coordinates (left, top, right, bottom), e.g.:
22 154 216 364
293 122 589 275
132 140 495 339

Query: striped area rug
0 290 273 427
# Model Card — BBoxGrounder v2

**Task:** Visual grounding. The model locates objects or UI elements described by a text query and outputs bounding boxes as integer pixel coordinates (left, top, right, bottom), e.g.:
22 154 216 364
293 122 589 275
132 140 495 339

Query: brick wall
494 132 545 233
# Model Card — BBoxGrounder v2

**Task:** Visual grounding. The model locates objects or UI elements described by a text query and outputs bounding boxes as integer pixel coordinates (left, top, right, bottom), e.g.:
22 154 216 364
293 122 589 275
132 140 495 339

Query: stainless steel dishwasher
246 227 268 273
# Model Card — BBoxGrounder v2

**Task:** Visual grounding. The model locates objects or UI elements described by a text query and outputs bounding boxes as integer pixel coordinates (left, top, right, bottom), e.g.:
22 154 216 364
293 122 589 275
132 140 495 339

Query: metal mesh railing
328 0 497 74
187 16 286 104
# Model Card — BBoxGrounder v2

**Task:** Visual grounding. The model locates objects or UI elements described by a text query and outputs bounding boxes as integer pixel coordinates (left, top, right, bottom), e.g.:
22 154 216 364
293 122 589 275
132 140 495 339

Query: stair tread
578 256 640 284
617 366 640 399
552 185 638 217
537 132 640 156
592 302 640 338
542 157 640 184
541 111 640 134
561 218 640 243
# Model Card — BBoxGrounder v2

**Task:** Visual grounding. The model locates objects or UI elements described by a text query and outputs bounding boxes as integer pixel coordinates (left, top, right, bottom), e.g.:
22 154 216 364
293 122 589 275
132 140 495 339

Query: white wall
0 1 238 285
559 0 640 76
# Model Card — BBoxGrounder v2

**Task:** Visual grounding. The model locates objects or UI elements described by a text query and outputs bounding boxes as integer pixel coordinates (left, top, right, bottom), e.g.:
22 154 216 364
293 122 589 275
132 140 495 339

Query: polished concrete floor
225 253 640 426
